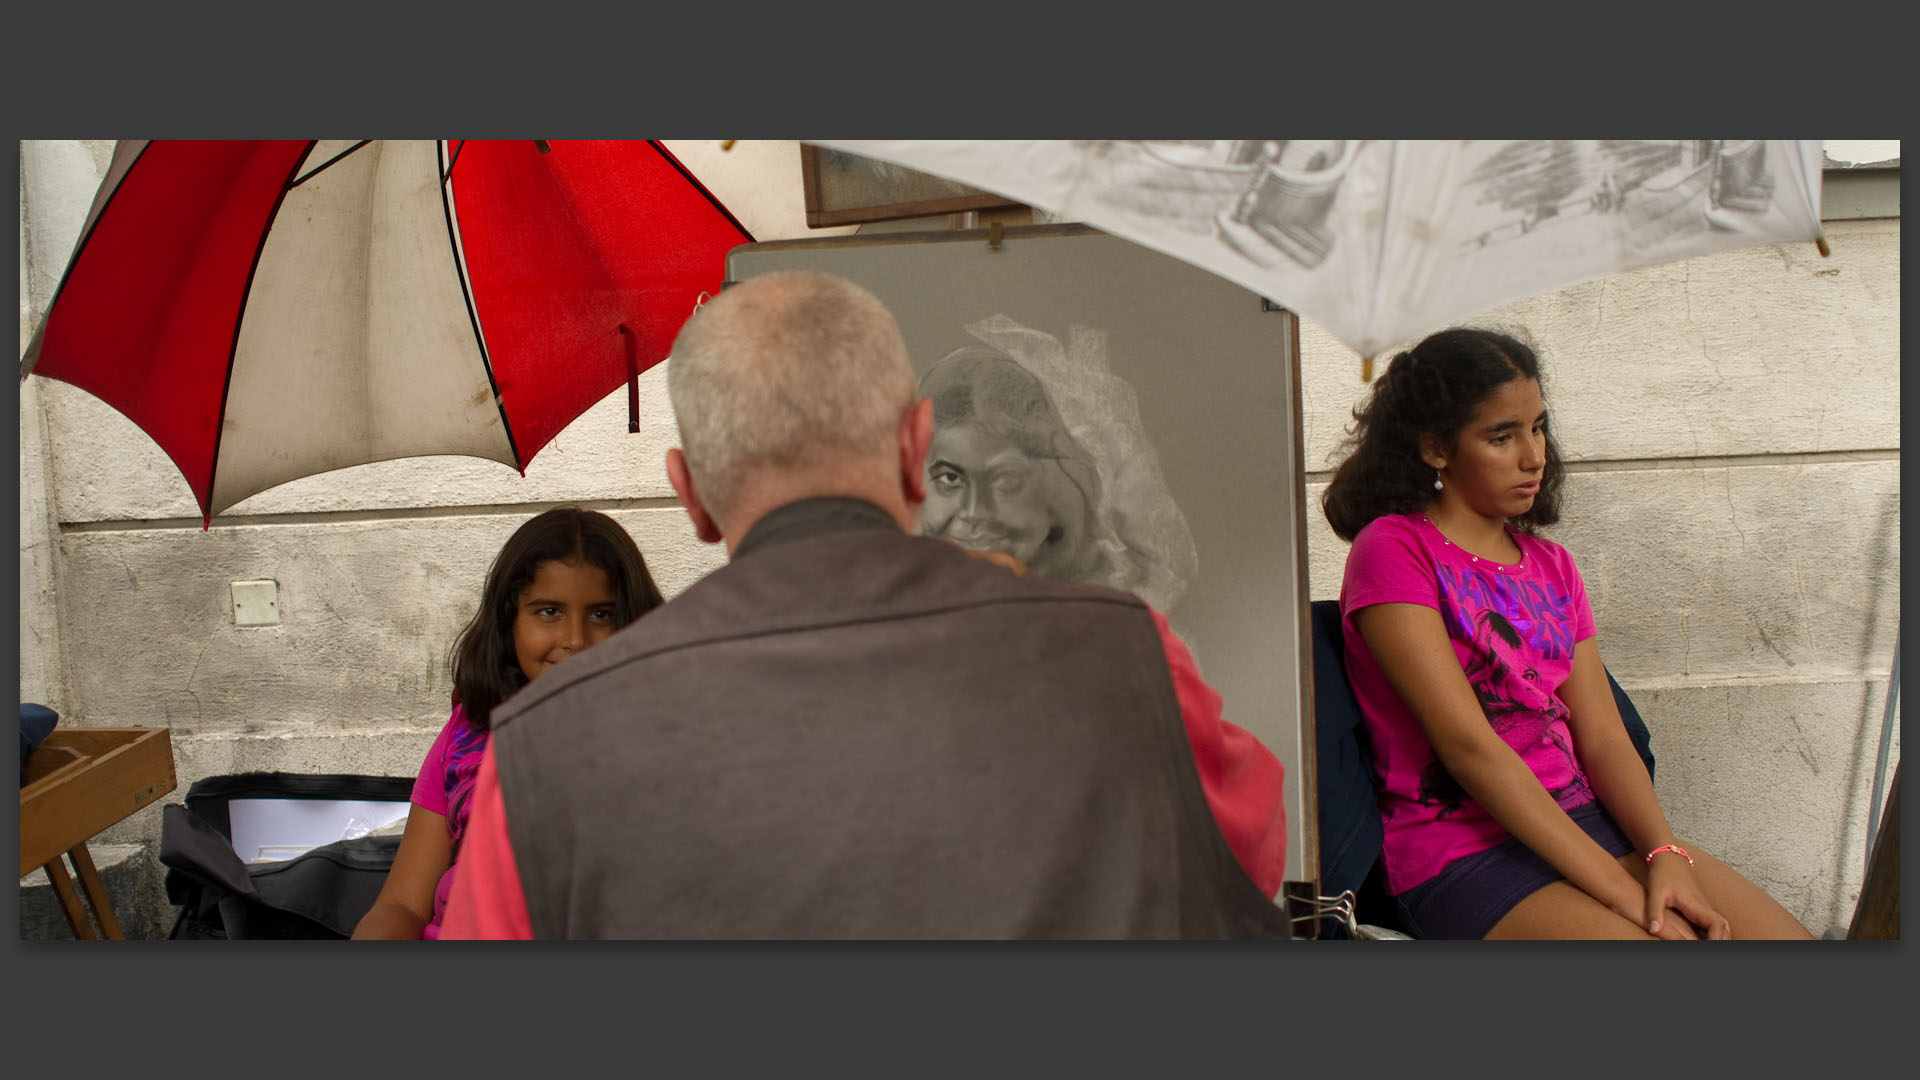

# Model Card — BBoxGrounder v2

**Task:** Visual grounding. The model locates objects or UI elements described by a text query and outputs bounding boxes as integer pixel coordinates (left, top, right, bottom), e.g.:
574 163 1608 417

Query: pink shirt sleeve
1150 607 1289 899
1340 514 1438 617
409 709 464 816
438 742 534 940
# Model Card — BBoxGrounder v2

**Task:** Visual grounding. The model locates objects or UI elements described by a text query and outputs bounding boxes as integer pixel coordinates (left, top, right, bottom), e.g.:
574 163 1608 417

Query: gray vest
491 498 1293 939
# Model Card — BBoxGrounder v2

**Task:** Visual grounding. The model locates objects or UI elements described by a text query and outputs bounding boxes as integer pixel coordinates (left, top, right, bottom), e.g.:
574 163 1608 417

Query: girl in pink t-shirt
1323 328 1809 940
351 507 664 940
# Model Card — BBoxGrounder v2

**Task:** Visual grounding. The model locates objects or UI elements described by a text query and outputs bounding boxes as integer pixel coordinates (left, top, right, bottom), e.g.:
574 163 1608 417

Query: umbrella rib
1362 140 1402 355
442 139 466 184
287 140 373 190
436 140 521 469
648 140 757 244
1776 140 1826 242
20 141 154 381
204 141 320 527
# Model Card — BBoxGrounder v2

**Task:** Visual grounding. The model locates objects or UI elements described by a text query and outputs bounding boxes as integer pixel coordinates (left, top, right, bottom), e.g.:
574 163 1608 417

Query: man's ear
898 396 934 506
666 448 725 544
1417 432 1448 472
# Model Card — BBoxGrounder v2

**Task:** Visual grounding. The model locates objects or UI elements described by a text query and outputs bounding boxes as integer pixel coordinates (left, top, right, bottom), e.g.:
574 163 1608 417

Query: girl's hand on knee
1600 876 1699 938
1600 883 1670 937
1650 907 1700 940
1647 856 1731 940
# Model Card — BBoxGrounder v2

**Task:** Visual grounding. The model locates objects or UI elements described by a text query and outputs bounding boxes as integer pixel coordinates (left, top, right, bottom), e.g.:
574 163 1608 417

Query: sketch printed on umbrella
1064 139 1790 266
1067 140 1358 270
812 139 1824 359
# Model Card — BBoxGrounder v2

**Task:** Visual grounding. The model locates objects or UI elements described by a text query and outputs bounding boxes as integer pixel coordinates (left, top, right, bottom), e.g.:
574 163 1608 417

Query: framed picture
728 224 1317 896
800 144 1024 228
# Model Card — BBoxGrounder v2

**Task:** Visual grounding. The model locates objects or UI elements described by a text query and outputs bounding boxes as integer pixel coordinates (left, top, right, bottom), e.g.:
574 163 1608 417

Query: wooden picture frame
800 144 1023 228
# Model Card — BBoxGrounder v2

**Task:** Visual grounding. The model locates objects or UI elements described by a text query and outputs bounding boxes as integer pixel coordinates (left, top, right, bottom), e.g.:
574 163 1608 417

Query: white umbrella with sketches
811 140 1827 372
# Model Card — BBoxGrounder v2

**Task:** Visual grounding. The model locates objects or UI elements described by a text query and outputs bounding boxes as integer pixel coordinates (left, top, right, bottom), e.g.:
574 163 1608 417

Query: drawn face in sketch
918 348 1101 579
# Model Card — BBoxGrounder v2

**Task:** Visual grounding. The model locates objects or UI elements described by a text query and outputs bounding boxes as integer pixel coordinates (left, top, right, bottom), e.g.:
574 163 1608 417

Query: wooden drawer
20 727 176 876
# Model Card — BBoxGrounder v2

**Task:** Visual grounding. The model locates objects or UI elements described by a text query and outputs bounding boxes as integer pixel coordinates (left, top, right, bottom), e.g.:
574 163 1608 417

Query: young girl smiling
353 507 663 939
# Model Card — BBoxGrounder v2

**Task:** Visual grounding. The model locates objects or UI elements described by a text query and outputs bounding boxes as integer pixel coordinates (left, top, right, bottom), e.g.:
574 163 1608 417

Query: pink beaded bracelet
1645 843 1694 867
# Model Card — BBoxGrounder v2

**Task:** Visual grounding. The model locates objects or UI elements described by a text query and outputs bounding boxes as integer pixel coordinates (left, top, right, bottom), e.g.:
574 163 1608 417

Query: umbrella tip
720 140 737 151
534 140 552 154
1362 355 1376 382
1816 235 1831 257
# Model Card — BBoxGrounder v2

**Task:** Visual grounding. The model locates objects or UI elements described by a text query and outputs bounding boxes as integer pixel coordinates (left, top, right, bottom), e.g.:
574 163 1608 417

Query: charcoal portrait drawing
917 315 1197 614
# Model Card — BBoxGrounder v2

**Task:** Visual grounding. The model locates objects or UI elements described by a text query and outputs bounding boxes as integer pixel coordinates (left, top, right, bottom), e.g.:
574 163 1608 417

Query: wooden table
20 727 176 939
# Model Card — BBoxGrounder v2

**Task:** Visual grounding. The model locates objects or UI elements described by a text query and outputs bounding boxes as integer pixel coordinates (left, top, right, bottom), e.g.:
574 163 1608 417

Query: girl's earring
1433 474 1444 491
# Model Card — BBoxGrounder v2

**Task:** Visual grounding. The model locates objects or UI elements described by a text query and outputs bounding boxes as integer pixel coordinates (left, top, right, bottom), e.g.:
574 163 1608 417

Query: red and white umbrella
19 139 752 525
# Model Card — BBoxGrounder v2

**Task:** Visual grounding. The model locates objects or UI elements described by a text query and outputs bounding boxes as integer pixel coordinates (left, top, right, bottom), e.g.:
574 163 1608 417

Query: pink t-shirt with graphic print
1340 513 1597 896
408 705 491 940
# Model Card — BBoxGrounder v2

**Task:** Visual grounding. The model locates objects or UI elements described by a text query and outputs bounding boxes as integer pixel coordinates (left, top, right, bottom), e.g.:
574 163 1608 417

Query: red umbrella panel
20 139 753 524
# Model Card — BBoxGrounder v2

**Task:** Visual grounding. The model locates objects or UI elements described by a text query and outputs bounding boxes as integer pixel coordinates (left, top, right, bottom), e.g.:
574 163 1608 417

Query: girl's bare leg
1486 846 1814 940
1485 881 1658 939
1617 846 1815 940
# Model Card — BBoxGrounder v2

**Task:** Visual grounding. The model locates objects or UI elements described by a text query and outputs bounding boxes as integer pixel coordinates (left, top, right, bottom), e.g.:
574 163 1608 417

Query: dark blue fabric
20 703 59 769
1308 599 1656 937
1609 670 1656 782
1310 601 1384 906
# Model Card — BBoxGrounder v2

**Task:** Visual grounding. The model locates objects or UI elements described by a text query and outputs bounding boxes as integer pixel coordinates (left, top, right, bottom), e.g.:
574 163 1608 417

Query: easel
728 223 1322 913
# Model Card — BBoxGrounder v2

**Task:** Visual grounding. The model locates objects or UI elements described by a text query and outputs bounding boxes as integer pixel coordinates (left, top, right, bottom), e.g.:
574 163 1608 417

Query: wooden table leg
66 844 125 940
41 855 98 940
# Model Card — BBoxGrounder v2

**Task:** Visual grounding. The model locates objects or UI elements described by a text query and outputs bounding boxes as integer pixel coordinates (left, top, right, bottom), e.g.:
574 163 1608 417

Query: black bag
160 772 414 939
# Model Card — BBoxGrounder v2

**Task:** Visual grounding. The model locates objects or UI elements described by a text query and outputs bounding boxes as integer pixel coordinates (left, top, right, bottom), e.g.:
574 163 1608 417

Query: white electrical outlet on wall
231 579 280 627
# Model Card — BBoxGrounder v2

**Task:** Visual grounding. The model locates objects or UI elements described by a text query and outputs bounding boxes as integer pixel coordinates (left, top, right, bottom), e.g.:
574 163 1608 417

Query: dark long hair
1321 328 1565 542
449 507 664 731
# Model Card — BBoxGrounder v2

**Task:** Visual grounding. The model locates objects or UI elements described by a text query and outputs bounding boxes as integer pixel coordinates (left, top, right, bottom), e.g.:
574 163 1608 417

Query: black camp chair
160 772 411 939
1309 599 1656 938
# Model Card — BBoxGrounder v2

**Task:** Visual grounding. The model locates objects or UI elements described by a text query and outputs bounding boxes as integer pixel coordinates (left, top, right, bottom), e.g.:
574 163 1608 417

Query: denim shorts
1391 800 1634 940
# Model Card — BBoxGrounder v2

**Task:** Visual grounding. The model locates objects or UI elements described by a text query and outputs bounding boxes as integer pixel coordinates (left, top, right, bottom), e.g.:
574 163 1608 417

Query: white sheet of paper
227 798 412 862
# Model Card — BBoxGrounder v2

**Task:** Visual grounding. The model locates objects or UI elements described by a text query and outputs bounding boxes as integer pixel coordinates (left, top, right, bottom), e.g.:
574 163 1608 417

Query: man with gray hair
443 271 1293 939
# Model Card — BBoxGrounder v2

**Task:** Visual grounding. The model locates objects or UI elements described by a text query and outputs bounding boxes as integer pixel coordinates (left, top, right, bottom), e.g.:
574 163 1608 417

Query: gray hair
667 271 916 520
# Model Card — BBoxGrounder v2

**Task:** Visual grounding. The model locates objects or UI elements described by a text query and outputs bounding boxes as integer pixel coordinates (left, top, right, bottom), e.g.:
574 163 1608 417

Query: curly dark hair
450 507 664 731
1321 328 1564 542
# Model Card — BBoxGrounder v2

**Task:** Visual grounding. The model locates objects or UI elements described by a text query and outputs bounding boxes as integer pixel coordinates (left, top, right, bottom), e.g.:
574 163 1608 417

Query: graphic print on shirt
442 721 490 857
1416 563 1587 816
1436 565 1578 661
1540 726 1594 806
1460 608 1567 736
1417 755 1470 818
